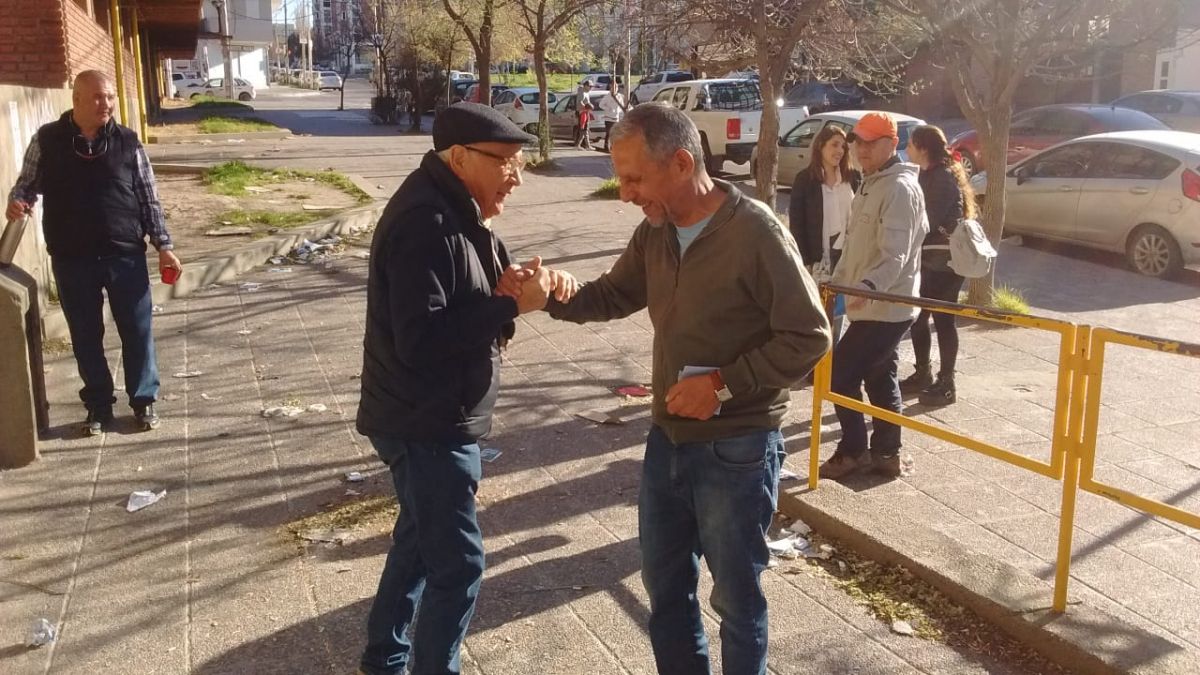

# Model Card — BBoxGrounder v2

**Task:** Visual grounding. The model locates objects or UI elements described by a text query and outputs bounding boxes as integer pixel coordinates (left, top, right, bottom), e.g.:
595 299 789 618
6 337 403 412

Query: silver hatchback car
971 130 1200 278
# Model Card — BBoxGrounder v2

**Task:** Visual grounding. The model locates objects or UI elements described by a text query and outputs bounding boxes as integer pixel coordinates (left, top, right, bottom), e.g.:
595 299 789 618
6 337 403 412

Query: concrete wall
1156 29 1200 90
1 84 74 305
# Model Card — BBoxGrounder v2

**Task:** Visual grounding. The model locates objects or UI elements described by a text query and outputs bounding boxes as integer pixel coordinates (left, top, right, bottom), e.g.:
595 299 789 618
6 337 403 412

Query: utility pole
212 0 234 99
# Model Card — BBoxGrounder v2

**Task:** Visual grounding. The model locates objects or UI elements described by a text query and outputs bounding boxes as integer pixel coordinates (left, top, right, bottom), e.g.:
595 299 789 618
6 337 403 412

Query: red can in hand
161 266 179 285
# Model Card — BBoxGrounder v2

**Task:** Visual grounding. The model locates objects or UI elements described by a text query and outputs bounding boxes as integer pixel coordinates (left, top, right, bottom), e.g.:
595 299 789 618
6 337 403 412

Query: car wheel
238 92 251 101
524 123 540 135
959 152 977 175
190 93 200 99
630 94 640 105
1126 224 1183 278
700 135 721 175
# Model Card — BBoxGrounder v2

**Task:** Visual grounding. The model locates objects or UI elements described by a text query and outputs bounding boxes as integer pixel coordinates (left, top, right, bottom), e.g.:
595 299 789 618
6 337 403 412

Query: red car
950 104 1169 175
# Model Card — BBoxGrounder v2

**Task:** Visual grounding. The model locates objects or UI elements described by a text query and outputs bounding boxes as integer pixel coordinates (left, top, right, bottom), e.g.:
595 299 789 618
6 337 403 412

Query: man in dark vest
6 70 181 435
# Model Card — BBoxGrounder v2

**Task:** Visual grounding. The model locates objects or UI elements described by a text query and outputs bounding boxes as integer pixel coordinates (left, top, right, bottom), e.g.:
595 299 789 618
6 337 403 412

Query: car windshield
706 82 761 111
897 123 916 149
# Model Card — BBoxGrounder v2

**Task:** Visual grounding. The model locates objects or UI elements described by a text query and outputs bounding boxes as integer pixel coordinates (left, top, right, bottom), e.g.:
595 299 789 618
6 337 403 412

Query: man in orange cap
819 111 928 480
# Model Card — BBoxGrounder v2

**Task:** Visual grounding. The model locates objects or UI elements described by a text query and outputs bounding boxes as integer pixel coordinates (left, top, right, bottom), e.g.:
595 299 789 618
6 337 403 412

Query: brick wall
0 1 141 129
0 1 70 87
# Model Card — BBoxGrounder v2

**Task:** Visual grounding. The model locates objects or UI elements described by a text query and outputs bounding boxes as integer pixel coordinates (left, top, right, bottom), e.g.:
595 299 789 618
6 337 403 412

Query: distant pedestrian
788 124 862 343
574 79 595 149
6 70 180 436
600 79 626 152
355 102 576 675
899 125 977 406
819 112 927 481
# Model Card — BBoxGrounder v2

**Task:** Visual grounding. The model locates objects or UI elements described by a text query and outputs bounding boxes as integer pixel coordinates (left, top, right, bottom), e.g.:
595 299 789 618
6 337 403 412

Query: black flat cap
432 102 537 151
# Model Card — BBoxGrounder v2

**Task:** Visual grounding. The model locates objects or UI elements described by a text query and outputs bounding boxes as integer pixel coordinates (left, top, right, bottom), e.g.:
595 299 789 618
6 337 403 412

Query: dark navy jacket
356 151 518 443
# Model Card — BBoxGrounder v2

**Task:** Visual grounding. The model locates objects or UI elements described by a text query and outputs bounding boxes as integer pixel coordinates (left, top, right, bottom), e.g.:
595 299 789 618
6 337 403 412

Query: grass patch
592 177 621 199
189 95 252 110
524 156 559 173
197 116 278 134
797 531 1069 673
203 161 371 203
285 495 397 542
991 284 1030 315
42 337 72 355
215 209 334 231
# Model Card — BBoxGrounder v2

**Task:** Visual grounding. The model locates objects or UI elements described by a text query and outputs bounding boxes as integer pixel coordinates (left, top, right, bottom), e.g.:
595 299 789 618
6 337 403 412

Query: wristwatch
710 371 733 402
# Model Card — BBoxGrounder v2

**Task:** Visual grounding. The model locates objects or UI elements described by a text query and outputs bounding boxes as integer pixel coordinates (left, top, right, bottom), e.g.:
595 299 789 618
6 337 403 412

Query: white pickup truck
649 79 809 174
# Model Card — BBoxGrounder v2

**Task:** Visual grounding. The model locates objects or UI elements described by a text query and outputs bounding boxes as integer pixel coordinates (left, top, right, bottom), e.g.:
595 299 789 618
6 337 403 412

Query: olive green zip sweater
547 180 832 444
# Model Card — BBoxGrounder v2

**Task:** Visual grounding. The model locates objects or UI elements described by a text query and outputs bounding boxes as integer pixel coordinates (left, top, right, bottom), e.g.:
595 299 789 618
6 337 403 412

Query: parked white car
649 79 809 173
318 71 343 90
754 110 925 185
449 70 476 81
185 77 256 101
629 70 694 104
548 91 609 139
493 87 559 134
970 130 1200 278
170 72 206 97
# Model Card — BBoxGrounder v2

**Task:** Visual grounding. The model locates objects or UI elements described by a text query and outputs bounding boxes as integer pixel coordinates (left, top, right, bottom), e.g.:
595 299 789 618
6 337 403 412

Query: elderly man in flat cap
356 102 576 675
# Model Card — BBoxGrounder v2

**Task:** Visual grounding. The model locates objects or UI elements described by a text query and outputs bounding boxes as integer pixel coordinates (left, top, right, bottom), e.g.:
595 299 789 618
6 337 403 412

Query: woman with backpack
899 124 977 406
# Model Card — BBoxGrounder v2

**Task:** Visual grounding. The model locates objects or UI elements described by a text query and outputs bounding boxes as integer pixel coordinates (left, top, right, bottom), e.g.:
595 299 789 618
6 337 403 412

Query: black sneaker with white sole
83 408 113 436
134 404 160 431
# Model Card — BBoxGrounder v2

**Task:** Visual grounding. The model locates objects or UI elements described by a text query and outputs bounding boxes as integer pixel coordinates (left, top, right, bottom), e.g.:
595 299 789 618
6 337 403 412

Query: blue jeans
830 319 913 457
51 254 159 412
361 437 485 675
640 425 784 675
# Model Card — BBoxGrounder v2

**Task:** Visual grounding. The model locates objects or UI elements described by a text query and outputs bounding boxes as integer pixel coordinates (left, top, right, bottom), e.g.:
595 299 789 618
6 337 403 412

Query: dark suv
779 81 865 114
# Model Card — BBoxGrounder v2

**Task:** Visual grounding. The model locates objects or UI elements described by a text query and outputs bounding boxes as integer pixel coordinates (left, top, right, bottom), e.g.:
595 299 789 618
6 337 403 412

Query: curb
41 202 384 341
149 130 294 144
778 481 1200 674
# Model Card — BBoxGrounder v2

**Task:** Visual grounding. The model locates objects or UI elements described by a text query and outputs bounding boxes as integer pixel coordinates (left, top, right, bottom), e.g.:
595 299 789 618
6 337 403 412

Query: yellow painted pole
108 0 128 125
131 12 148 141
808 352 829 492
1052 325 1090 613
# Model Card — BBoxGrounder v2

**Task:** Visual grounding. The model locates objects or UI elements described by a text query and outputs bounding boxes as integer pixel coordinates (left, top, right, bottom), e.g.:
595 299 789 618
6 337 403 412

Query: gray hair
611 102 705 175
72 70 115 91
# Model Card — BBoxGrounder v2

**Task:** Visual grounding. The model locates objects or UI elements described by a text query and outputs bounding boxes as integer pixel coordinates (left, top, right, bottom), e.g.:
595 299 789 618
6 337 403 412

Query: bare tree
658 0 916 207
887 0 1177 301
444 0 505 104
513 0 605 161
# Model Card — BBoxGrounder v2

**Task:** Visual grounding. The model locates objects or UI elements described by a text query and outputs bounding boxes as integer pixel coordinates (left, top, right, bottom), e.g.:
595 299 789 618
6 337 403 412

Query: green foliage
591 177 621 199
188 95 252 110
203 161 371 203
991 285 1031 315
196 116 278 134
214 209 333 230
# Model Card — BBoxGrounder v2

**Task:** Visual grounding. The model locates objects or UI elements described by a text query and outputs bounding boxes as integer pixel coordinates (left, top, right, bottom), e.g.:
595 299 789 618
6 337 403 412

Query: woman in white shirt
600 80 626 152
788 125 862 343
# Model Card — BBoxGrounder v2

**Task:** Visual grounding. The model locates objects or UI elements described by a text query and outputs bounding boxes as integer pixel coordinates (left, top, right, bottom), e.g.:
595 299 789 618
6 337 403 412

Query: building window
1160 61 1169 78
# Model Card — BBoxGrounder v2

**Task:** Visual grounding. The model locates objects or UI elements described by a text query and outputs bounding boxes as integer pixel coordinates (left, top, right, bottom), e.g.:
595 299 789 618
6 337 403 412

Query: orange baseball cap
848 112 898 142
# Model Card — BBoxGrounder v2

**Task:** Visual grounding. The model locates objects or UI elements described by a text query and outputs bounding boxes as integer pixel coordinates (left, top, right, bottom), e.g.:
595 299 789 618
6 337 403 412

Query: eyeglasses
73 134 108 160
464 146 524 176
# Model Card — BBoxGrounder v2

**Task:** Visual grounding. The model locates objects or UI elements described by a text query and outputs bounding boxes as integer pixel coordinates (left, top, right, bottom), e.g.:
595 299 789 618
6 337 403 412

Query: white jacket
600 93 624 123
831 158 927 323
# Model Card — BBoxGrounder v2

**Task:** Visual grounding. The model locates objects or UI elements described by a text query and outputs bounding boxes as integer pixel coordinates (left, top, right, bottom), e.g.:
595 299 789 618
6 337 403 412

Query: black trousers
911 268 965 375
831 319 912 456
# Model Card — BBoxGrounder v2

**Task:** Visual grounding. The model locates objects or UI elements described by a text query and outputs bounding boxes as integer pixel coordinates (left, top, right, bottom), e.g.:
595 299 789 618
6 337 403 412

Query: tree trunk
478 0 495 106
533 40 552 162
753 53 782 209
410 56 423 131
967 120 1011 305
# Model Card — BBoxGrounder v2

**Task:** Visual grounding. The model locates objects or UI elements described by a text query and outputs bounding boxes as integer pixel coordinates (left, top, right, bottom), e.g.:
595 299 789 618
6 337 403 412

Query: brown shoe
872 452 913 478
819 451 872 480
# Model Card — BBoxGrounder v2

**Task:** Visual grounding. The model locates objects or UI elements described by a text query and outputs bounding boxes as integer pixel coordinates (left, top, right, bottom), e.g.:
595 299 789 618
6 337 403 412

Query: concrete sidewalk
0 165 1048 674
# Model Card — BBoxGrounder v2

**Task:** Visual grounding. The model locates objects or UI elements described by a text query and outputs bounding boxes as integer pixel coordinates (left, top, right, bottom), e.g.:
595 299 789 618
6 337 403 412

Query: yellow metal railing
807 283 1200 613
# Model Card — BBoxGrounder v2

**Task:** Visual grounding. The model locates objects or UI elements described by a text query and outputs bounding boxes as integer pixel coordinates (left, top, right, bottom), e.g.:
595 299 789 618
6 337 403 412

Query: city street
3 76 1200 674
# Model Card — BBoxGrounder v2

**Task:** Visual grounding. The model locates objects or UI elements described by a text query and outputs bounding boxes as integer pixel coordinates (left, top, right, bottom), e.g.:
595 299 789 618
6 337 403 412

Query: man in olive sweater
512 103 830 675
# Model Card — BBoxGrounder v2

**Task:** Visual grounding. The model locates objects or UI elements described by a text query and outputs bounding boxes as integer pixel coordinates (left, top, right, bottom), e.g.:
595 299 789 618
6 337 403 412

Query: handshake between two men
490 255 724 422
494 255 580 312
